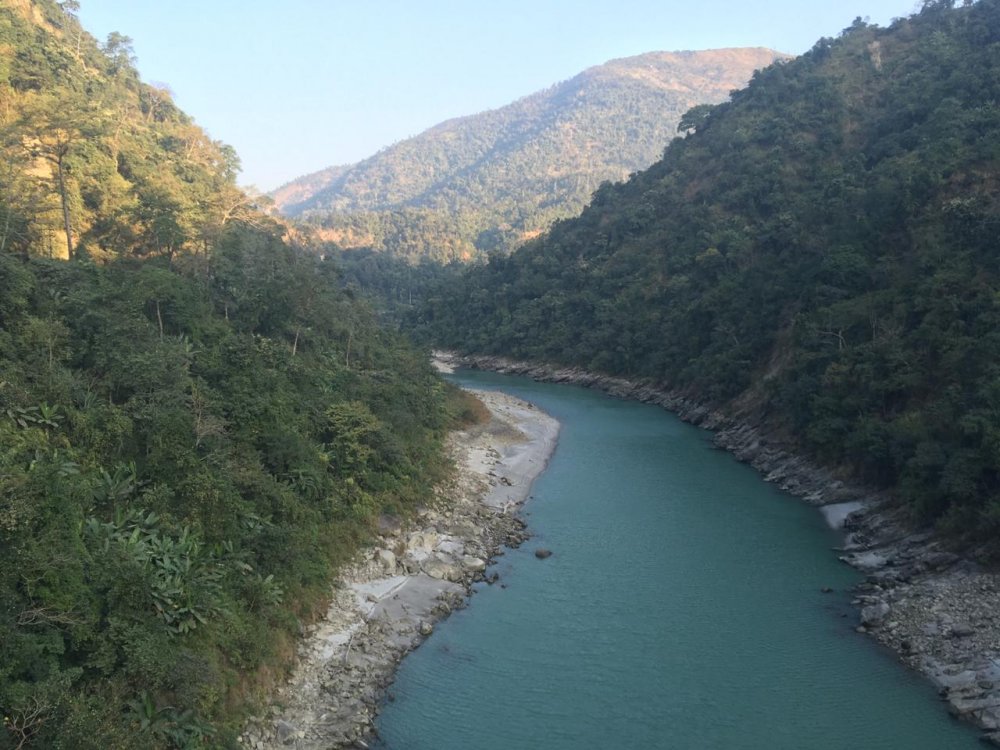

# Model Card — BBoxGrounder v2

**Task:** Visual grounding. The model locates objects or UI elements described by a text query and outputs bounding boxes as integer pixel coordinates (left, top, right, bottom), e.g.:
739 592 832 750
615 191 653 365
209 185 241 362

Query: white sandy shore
241 386 559 749
430 350 455 374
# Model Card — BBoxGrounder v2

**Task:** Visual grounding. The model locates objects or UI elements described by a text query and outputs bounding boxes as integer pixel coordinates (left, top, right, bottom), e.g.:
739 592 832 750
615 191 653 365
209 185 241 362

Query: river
373 370 980 749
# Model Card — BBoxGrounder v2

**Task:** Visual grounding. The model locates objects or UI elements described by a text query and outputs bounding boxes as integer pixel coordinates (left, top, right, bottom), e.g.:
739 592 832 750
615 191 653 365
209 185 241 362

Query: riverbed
373 369 980 749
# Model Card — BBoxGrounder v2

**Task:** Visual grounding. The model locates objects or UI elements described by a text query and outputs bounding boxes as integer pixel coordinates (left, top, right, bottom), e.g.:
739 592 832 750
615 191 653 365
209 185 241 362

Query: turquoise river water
373 370 981 749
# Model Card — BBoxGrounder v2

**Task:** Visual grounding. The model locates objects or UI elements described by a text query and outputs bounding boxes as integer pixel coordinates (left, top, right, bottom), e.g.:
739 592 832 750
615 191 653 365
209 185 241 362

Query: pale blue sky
77 1 922 191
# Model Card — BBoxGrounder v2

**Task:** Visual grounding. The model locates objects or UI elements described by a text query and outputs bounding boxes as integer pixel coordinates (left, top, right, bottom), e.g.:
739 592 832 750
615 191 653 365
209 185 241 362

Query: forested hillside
0 2 458 747
0 0 256 261
418 0 1000 543
272 48 785 261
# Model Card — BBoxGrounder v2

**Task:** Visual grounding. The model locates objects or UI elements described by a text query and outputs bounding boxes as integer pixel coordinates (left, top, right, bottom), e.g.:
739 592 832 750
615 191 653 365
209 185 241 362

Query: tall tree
17 90 102 259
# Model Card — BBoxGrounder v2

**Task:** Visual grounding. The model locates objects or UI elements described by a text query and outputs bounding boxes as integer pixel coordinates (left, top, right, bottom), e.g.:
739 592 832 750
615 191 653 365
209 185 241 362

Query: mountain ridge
271 47 788 260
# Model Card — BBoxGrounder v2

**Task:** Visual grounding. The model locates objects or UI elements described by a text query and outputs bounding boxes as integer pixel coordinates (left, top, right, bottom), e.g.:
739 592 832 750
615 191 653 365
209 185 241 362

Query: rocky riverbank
436 351 1000 744
240 389 559 749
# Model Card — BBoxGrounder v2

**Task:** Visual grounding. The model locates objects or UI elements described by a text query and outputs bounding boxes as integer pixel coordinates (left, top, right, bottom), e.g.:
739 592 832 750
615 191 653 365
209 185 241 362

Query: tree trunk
0 204 12 256
56 152 73 260
155 299 164 340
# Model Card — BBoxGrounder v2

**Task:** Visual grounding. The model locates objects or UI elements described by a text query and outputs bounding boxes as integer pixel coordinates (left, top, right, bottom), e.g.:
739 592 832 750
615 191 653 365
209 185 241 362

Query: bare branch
818 328 847 351
16 605 86 627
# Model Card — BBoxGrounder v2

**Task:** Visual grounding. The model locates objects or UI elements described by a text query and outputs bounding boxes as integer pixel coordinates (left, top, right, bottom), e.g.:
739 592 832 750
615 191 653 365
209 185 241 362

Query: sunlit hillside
272 48 787 261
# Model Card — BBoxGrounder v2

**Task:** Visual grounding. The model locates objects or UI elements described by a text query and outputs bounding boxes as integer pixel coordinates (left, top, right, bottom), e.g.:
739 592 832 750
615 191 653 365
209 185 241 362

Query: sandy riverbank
240 388 559 749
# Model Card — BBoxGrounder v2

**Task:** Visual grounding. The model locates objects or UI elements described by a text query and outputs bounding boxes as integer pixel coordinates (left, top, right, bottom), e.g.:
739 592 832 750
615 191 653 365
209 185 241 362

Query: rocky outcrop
852 562 1000 743
436 351 1000 743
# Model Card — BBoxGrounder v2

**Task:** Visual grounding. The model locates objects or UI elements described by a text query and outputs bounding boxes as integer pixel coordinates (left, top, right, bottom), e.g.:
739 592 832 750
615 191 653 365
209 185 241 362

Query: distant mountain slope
419 1 1000 542
270 162 350 213
272 48 786 260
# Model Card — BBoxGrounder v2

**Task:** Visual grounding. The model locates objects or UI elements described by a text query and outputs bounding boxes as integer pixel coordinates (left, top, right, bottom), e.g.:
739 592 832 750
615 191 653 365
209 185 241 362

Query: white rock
422 555 464 582
375 549 397 574
437 539 465 556
406 531 440 552
462 556 487 573
861 600 891 628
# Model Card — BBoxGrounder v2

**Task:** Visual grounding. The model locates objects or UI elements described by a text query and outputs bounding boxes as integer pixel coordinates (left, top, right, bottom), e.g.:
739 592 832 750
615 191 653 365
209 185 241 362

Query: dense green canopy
0 2 458 747
0 237 455 748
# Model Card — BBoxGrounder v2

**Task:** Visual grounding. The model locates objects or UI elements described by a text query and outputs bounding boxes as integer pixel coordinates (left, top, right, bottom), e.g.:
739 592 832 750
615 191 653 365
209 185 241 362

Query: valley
2 1 1000 748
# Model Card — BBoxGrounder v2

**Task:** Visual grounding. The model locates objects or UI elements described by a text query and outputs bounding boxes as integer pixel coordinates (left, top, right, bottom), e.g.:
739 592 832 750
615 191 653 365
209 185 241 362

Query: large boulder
462 556 487 573
422 555 464 582
860 599 891 628
275 719 298 745
375 549 397 575
406 531 440 552
921 550 960 571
